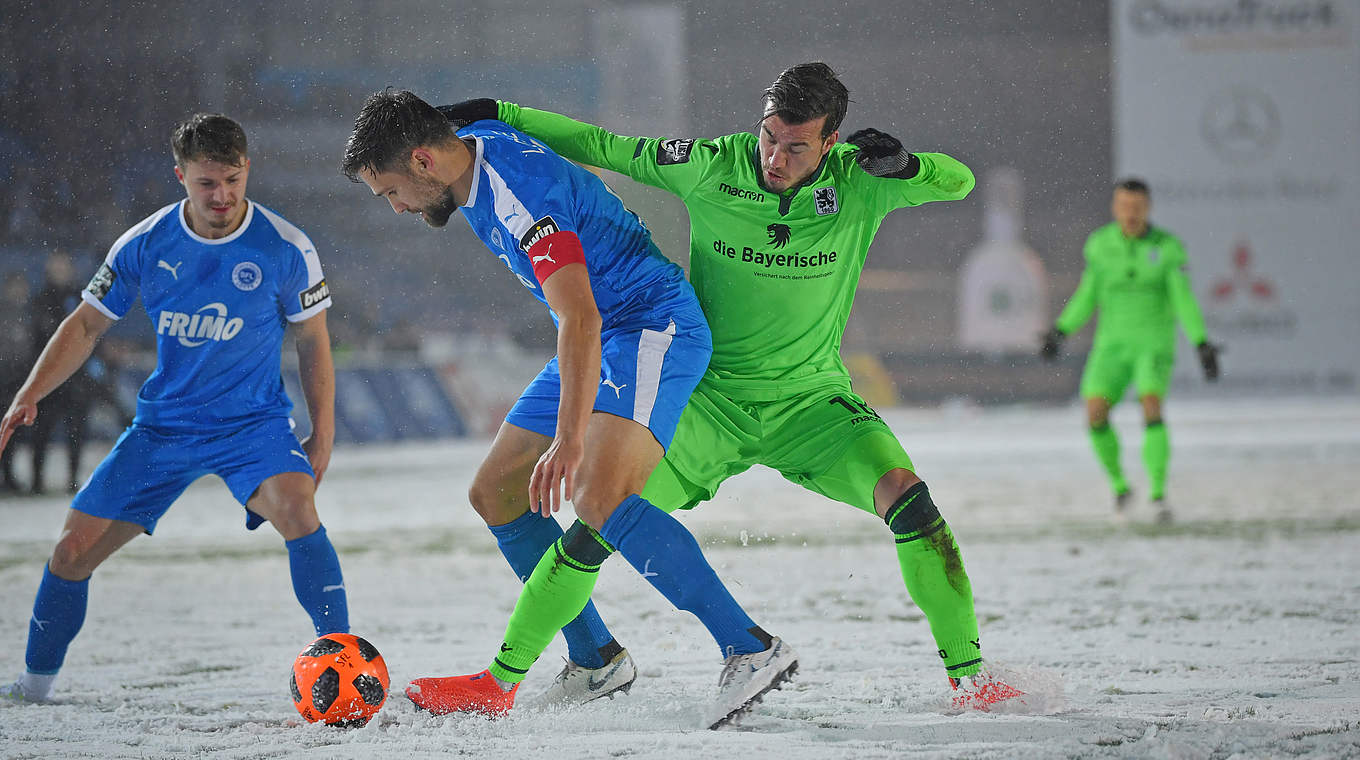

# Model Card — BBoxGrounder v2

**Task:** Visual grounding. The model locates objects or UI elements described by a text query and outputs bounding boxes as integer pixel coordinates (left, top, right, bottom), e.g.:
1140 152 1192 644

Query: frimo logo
157 302 245 347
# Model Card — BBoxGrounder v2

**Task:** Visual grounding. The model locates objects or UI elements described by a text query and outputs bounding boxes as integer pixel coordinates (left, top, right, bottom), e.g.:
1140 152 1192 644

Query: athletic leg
469 421 619 669
1086 396 1129 499
246 471 348 636
11 510 143 701
1140 394 1169 501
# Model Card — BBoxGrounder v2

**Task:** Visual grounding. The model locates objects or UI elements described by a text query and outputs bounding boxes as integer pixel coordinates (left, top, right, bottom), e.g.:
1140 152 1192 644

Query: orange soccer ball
290 633 390 726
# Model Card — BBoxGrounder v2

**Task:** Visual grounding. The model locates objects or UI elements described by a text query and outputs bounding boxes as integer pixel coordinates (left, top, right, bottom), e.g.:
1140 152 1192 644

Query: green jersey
497 102 975 400
1055 222 1208 351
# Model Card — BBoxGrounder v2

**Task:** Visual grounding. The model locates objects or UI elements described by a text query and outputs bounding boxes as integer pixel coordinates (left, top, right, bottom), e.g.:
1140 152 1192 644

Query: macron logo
157 260 183 279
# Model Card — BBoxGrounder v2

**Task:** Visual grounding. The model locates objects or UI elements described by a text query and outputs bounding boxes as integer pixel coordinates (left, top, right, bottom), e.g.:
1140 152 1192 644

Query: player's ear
410 148 434 175
173 165 185 183
823 129 839 154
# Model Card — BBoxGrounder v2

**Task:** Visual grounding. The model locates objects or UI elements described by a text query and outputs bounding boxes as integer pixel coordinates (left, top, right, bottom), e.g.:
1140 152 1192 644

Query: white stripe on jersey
86 202 181 321
631 320 677 428
255 204 330 322
481 158 536 244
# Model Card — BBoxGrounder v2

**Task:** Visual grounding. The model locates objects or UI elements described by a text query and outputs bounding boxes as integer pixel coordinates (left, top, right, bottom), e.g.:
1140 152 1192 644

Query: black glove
845 128 920 179
1040 328 1064 361
437 98 498 128
1197 341 1221 382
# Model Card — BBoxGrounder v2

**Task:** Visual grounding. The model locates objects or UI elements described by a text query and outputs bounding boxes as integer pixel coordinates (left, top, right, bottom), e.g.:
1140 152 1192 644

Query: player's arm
526 231 601 517
494 101 713 198
1043 242 1100 359
1164 240 1219 380
292 310 336 485
846 128 976 207
0 302 113 453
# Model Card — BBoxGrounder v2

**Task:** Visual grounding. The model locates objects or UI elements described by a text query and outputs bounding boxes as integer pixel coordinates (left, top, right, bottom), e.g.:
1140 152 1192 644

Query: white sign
1111 0 1360 393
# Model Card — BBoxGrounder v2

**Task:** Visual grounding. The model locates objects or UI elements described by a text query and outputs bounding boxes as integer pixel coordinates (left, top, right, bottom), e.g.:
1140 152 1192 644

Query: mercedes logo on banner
1200 86 1280 163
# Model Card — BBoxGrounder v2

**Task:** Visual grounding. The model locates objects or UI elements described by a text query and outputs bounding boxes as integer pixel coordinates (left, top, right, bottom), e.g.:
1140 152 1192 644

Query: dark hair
171 113 247 167
761 62 849 139
341 88 458 181
1114 177 1151 197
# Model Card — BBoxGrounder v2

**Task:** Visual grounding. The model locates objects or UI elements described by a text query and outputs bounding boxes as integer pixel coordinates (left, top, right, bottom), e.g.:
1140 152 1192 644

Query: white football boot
704 636 798 729
524 648 637 709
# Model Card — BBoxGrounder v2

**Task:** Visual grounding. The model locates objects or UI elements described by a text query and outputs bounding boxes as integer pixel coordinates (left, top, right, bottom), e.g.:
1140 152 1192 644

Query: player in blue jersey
341 90 795 724
0 114 348 703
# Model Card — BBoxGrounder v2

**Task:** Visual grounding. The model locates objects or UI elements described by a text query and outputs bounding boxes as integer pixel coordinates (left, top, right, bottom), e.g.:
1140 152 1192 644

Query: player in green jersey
437 62 1022 720
1041 178 1220 523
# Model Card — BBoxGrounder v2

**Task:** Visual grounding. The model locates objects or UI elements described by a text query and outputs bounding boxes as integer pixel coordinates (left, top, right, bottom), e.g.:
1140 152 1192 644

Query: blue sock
600 495 766 657
26 565 89 675
489 511 615 668
286 525 349 636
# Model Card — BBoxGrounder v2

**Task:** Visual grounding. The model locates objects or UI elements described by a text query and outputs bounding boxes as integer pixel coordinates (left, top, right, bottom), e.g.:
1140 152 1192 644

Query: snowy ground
2 396 1358 759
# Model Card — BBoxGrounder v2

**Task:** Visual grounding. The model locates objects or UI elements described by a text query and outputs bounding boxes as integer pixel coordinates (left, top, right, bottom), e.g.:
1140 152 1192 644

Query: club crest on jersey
519 216 561 252
299 280 330 310
1148 247 1160 263
814 187 839 216
232 261 263 291
85 262 116 300
657 138 695 166
157 302 244 348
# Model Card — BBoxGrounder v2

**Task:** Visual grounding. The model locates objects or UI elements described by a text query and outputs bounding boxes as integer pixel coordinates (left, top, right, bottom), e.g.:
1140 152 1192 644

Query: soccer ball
290 633 389 726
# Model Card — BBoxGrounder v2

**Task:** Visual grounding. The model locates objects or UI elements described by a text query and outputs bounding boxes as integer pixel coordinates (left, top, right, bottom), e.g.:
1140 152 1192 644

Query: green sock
891 509 981 679
1143 420 1169 500
488 529 613 683
1089 423 1128 495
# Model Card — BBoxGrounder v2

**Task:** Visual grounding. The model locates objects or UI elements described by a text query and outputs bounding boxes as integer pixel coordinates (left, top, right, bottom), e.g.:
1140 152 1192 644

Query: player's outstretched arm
529 259 602 517
293 310 336 486
0 302 113 454
846 128 975 210
495 101 644 176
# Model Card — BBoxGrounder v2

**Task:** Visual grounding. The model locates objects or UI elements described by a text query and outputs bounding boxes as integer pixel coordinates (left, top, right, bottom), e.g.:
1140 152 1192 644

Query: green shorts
1080 343 1175 402
641 378 915 515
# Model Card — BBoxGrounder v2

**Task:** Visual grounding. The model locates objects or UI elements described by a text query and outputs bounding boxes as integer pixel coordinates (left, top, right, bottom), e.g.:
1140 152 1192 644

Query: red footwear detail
949 670 1026 712
406 670 518 716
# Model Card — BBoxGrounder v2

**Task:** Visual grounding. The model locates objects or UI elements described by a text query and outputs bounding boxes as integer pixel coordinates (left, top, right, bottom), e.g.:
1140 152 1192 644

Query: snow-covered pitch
3 397 1357 759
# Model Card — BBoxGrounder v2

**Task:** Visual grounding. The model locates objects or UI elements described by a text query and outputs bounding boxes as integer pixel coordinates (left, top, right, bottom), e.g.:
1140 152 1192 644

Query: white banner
1111 0 1360 393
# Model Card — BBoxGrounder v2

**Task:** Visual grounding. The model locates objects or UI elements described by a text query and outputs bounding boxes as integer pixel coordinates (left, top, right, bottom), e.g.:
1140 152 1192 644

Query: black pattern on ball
290 672 302 703
312 666 340 713
303 637 348 657
354 636 380 662
353 673 386 705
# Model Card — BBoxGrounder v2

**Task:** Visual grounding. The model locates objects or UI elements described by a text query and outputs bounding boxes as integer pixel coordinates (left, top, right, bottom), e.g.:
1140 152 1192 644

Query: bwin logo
157 302 244 347
767 223 792 249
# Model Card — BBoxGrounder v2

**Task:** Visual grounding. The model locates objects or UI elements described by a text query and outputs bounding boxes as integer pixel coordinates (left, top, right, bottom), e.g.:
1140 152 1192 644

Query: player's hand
529 435 585 517
437 98 498 128
0 399 38 456
845 128 917 178
301 434 333 488
1040 328 1064 361
1197 341 1221 382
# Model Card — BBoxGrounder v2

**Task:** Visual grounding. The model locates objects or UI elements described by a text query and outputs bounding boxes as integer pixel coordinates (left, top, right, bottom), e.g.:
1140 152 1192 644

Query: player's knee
265 493 320 539
571 485 630 531
49 536 95 580
883 481 944 537
467 477 523 525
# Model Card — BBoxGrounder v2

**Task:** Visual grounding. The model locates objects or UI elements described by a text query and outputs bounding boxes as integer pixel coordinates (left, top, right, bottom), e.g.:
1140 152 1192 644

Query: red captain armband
526 229 586 284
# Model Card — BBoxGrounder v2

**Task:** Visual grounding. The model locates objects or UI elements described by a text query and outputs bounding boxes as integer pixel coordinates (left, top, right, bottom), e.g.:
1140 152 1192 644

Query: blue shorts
505 309 712 451
71 416 314 534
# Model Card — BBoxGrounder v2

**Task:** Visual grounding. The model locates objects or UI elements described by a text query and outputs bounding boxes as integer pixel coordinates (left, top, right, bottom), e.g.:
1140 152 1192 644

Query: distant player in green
1041 178 1220 522
439 62 1022 718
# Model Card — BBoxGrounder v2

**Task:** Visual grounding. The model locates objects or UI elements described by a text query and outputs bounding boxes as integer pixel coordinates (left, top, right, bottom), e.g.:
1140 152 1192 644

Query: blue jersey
456 120 691 328
82 199 331 431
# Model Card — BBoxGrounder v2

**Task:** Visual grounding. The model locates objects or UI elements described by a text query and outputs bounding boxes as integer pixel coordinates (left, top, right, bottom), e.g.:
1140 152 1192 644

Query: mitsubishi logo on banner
1204 239 1295 338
